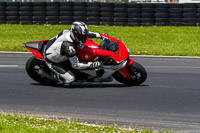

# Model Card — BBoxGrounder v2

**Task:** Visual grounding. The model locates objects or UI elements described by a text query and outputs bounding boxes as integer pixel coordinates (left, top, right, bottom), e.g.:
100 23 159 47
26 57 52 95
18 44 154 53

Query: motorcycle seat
23 41 44 53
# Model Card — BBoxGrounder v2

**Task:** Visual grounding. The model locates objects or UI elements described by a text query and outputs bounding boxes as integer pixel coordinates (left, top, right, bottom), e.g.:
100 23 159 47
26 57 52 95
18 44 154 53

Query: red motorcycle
23 34 147 86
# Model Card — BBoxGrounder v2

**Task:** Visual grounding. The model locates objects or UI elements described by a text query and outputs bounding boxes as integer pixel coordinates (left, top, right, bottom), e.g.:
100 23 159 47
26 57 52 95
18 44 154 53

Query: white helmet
70 21 89 43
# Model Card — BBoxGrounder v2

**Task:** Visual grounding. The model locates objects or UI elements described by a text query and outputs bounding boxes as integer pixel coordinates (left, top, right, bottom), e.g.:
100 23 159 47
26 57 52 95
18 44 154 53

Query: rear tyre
26 56 57 85
113 61 147 86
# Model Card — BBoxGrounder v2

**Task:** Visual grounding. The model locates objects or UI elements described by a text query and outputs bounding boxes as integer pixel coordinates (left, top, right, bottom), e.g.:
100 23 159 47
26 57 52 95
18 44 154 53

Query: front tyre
26 56 57 85
113 61 147 86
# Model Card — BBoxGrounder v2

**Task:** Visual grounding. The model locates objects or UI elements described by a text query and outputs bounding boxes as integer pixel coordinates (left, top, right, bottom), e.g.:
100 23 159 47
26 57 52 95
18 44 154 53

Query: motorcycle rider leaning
43 21 103 84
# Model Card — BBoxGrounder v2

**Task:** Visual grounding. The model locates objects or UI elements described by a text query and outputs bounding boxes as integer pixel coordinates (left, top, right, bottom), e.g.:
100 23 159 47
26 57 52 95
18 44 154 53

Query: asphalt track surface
1 53 200 132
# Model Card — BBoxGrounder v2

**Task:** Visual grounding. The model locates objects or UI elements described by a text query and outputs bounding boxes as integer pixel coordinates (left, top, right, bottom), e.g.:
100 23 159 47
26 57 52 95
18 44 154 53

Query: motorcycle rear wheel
26 56 57 85
113 61 147 86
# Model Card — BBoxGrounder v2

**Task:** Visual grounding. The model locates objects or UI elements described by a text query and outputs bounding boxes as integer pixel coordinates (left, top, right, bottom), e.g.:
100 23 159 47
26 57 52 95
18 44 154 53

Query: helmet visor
78 34 88 43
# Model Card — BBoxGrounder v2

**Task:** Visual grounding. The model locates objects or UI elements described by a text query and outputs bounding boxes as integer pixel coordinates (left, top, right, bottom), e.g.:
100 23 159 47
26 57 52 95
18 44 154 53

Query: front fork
118 58 133 78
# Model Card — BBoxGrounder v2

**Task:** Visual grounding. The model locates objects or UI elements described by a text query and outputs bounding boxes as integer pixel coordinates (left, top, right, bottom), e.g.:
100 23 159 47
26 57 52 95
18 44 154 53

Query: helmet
70 21 89 43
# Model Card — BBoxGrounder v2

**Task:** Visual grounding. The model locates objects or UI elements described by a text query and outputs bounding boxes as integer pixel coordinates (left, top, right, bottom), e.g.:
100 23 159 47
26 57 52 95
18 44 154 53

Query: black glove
89 61 101 69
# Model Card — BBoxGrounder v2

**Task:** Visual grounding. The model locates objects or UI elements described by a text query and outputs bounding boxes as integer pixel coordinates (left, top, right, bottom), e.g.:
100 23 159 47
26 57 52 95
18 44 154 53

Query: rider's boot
59 70 75 85
45 61 75 86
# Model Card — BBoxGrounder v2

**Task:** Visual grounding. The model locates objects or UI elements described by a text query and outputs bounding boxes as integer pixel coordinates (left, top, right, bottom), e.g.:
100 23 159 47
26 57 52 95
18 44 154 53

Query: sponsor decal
85 55 89 59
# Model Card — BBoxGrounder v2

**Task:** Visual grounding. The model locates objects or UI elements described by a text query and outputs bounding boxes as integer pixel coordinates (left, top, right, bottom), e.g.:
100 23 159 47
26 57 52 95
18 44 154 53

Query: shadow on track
31 82 148 89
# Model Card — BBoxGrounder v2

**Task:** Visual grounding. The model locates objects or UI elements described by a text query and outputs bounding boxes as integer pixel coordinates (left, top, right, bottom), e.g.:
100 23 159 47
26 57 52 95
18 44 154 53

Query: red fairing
26 47 44 61
100 34 129 63
32 40 49 42
76 34 129 63
119 58 134 78
76 39 99 62
24 40 48 61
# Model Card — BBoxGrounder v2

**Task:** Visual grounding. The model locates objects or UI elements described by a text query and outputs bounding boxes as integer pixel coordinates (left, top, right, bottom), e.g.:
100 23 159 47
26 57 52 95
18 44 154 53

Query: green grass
0 112 170 133
0 24 200 56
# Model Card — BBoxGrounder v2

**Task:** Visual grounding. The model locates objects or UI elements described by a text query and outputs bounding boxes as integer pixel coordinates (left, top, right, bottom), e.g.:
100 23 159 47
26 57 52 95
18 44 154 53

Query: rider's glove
89 61 101 69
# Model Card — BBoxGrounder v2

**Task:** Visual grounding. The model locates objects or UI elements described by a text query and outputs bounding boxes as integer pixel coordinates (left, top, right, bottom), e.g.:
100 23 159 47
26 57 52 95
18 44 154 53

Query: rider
43 21 103 84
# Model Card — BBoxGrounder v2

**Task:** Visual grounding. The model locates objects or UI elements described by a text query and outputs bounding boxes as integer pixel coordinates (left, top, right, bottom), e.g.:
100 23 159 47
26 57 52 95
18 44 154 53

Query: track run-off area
0 52 200 132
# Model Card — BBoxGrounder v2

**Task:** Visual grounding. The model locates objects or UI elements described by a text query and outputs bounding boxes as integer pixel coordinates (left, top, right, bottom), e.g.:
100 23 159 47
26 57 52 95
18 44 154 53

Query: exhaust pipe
36 69 58 82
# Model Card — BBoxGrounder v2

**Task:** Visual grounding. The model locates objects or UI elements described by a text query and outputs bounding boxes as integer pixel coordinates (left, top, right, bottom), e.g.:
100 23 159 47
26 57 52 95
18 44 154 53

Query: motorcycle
23 34 147 86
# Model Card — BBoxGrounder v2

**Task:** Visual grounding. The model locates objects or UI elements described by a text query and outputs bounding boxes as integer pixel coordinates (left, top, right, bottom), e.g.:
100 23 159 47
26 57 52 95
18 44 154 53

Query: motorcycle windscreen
99 39 119 52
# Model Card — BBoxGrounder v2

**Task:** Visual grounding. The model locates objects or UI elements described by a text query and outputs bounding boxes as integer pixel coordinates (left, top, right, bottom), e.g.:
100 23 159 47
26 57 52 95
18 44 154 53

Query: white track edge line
1 51 200 59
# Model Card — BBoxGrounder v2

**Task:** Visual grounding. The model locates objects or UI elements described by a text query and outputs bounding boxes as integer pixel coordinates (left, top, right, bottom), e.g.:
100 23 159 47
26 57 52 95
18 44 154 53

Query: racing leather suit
43 30 102 84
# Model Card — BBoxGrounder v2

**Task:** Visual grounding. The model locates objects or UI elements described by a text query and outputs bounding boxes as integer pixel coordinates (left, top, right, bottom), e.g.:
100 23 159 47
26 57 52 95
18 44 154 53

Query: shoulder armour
60 41 76 57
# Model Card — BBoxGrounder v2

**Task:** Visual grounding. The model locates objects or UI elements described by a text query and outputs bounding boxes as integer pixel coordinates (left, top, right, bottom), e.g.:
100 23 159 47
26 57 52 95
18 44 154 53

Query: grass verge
0 112 170 133
0 24 199 56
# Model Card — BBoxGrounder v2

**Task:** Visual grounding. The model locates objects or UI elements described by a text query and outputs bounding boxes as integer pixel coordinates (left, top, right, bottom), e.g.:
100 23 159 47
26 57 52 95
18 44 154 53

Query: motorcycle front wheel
26 56 57 85
113 61 147 86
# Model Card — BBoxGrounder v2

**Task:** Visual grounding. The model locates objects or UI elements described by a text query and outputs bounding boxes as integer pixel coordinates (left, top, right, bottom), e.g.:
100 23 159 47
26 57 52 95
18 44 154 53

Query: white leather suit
43 29 101 84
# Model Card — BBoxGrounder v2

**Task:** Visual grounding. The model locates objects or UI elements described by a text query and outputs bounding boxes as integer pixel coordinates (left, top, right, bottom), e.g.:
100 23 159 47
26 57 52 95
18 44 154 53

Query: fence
0 2 200 26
